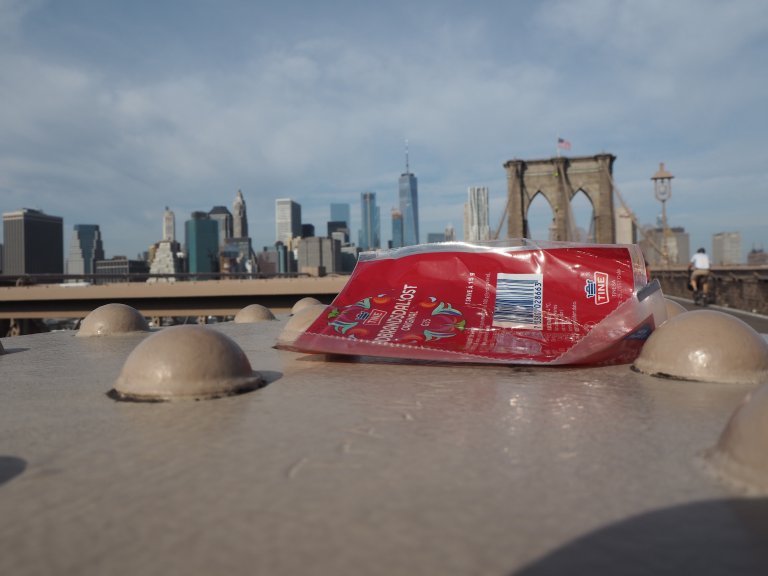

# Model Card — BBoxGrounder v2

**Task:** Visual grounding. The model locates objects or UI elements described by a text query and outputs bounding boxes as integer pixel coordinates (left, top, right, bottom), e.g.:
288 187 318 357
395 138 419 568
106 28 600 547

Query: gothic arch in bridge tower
503 154 616 243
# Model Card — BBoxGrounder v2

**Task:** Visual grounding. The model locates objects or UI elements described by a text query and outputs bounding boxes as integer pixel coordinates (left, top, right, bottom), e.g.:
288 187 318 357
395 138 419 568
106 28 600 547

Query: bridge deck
1 312 767 574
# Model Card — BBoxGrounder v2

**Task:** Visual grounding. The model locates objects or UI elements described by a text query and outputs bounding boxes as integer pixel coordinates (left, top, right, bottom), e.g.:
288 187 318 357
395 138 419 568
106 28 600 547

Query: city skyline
4 194 761 275
1 1 767 261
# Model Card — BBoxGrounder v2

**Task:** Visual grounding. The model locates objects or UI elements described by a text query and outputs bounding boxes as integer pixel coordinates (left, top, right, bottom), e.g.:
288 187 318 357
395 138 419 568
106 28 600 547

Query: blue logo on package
584 279 596 299
584 273 610 305
624 323 653 340
355 311 371 321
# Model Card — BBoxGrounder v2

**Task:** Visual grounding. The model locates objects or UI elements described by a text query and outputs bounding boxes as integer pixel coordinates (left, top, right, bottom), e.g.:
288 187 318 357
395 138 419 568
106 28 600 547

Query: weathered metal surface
1 315 767 575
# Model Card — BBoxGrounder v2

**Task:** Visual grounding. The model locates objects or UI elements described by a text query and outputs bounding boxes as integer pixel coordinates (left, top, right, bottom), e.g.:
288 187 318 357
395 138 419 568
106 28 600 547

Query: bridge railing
651 265 768 314
0 271 318 287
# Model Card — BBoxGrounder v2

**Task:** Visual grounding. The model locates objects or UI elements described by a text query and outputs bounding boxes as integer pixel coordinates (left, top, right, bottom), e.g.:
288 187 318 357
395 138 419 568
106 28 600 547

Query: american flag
557 137 572 150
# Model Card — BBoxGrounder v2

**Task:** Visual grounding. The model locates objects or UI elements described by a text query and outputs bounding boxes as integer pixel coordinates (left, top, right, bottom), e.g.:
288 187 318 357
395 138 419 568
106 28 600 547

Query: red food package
287 241 667 365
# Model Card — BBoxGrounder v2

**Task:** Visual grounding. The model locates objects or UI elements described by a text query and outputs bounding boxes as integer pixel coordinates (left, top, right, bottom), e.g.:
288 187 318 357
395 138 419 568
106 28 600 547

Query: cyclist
688 247 711 305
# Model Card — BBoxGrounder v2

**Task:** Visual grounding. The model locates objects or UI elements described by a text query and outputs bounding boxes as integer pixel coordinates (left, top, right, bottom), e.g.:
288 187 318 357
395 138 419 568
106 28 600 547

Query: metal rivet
109 325 263 401
77 303 150 337
234 304 276 323
633 310 768 384
291 297 323 315
664 298 687 320
710 383 768 492
277 304 327 348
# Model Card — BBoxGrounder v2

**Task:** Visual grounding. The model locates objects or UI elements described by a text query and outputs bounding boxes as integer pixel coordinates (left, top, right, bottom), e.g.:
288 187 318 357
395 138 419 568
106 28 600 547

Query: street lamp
651 162 674 266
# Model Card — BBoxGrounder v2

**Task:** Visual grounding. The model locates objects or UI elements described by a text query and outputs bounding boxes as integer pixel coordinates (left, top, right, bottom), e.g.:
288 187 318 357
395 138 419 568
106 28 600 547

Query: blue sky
1 0 767 261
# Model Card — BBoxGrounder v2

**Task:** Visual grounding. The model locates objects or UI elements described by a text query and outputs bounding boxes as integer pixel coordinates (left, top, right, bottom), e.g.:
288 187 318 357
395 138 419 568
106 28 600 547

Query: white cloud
0 0 766 261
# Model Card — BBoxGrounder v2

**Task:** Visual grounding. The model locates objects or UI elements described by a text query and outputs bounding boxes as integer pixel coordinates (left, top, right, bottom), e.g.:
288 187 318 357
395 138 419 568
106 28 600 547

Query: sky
1 0 767 262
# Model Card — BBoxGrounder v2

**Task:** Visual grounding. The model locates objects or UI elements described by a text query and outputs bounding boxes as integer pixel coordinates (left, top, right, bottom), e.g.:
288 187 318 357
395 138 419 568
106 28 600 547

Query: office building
275 241 297 274
444 224 456 242
639 226 690 267
2 208 64 275
463 187 490 242
327 221 349 244
185 212 219 276
163 207 176 242
427 232 446 243
398 153 419 246
391 209 404 249
747 246 768 265
712 232 741 265
66 224 105 276
297 237 341 276
330 203 351 232
232 190 249 239
220 237 254 275
340 245 360 273
275 199 302 244
359 191 380 251
147 240 182 282
615 205 637 244
209 206 233 248
255 247 279 276
94 256 149 284
301 223 315 239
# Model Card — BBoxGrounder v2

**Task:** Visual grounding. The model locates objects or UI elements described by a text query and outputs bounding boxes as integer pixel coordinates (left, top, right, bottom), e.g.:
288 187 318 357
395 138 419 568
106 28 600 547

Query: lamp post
651 163 674 267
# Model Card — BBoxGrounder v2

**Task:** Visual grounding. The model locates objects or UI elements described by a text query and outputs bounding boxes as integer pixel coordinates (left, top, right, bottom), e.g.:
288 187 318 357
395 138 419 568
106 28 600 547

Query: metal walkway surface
1 316 767 575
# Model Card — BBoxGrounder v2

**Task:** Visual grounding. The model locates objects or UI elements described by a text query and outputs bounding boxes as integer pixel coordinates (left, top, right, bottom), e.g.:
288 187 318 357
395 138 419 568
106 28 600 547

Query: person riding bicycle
688 247 711 304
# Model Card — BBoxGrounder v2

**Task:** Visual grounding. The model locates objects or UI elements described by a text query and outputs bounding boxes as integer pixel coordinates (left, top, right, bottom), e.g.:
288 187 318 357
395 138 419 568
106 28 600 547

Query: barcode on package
492 273 543 329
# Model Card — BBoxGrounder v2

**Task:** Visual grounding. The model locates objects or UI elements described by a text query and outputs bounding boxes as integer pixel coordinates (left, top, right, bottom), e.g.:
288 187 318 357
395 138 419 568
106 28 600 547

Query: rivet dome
664 298 687 320
111 325 263 401
77 303 150 337
291 297 323 315
277 304 327 348
711 383 768 492
633 310 768 384
234 304 276 323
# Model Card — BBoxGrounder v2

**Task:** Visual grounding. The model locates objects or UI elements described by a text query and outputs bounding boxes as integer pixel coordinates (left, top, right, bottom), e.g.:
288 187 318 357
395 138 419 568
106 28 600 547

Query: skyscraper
330 203 351 231
232 190 249 239
297 237 341 276
614 205 637 245
2 208 64 275
398 146 419 246
327 221 349 244
185 211 219 276
391 209 404 249
639 226 690 267
464 187 490 242
712 232 741 265
208 206 233 248
359 191 380 251
66 224 105 275
163 207 176 242
275 199 302 244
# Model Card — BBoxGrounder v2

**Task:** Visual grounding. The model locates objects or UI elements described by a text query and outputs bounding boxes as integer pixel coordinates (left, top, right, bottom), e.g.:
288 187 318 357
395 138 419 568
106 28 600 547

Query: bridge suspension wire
556 161 581 242
492 187 510 240
602 166 666 259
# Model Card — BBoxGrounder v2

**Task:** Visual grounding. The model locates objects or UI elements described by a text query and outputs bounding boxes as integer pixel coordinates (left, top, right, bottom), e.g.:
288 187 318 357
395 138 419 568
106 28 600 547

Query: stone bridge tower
503 153 616 243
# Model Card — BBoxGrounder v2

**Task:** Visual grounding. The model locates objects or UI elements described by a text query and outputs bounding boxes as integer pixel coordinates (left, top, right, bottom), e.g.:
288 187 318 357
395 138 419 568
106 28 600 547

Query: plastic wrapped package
284 241 667 366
